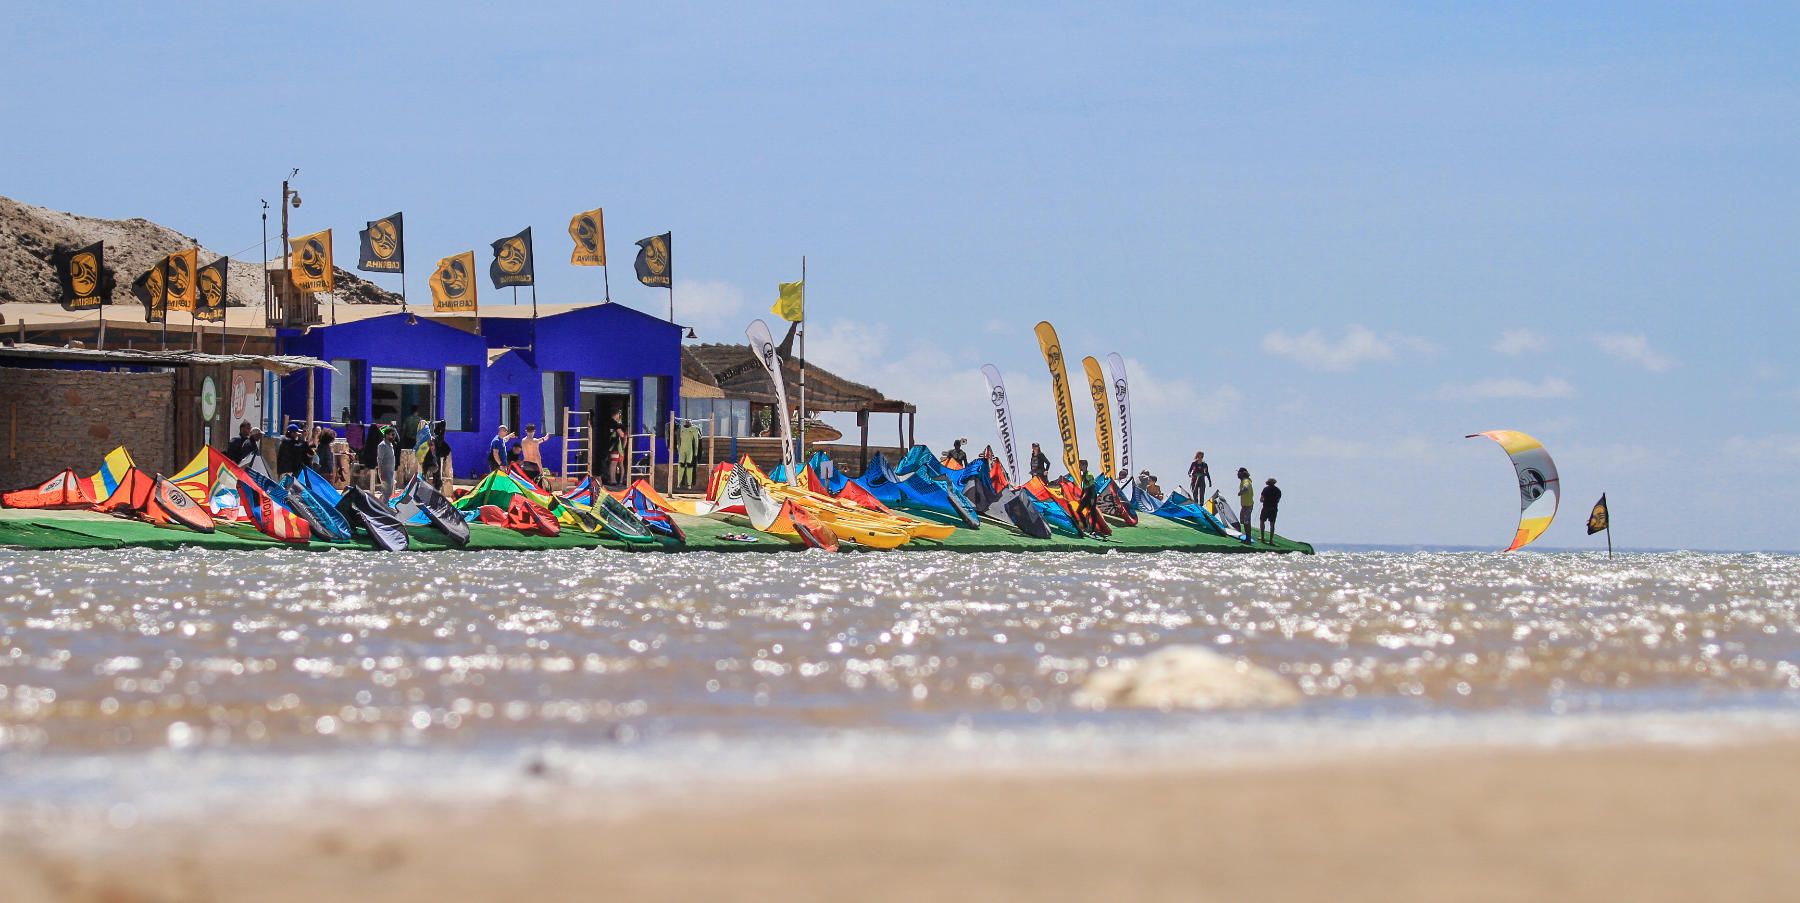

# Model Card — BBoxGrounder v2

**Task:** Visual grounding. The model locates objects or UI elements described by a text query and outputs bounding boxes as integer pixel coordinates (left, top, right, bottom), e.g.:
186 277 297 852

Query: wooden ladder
627 432 654 484
560 408 592 482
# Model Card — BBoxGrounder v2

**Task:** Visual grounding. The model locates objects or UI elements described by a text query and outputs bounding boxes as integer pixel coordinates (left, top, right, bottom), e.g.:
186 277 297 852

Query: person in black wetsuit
946 438 968 466
1187 451 1210 501
1259 478 1282 543
276 424 312 477
1028 443 1050 481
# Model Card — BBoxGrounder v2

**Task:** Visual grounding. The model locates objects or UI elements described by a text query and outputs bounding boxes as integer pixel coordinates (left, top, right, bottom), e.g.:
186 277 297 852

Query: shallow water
1 549 1797 817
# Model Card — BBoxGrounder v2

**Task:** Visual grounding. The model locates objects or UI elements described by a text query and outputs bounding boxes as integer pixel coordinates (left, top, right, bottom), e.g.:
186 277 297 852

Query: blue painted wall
278 304 681 479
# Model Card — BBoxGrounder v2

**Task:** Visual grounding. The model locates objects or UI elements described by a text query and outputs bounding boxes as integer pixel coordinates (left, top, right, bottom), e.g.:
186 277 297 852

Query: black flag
194 256 229 322
53 241 111 311
131 258 169 323
634 232 671 287
358 212 404 273
489 227 534 289
1586 494 1609 535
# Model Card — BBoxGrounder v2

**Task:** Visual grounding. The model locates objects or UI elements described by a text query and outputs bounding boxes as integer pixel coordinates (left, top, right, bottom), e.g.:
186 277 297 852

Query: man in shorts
1259 478 1282 543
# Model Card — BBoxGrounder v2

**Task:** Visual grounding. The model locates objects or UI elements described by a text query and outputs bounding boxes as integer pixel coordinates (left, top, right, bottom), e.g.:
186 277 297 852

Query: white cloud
1493 329 1549 356
1721 435 1800 462
1260 325 1435 372
672 279 746 334
1593 333 1675 372
1430 376 1575 401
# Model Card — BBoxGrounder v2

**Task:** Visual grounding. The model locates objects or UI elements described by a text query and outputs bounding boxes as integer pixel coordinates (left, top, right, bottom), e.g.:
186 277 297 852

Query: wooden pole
796 256 806 478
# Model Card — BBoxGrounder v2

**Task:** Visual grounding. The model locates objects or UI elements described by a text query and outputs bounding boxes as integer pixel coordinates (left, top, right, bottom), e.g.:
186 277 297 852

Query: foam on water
1 548 1797 823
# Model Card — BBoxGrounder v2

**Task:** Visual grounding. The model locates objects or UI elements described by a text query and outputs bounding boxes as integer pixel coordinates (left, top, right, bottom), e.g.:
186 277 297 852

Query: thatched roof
684 342 912 413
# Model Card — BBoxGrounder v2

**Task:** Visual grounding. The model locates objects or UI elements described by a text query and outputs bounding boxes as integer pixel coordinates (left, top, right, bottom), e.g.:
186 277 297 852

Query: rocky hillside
0 195 401 308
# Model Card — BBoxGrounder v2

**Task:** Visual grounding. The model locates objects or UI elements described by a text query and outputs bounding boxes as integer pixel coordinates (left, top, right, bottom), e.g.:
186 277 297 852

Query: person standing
1188 451 1211 502
1236 467 1254 538
946 438 968 466
1028 442 1050 481
1074 459 1100 531
402 406 424 448
226 422 257 464
606 411 627 486
421 420 452 493
519 424 546 489
376 427 398 500
488 424 513 474
276 424 312 477
1259 478 1282 543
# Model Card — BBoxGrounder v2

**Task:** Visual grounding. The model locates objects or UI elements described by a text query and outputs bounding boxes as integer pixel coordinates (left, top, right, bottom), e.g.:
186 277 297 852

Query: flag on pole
1586 494 1609 534
568 208 606 266
193 257 229 322
429 251 477 312
53 241 110 311
772 279 804 322
634 232 671 287
289 229 335 293
131 257 168 323
357 213 404 273
489 227 535 288
163 248 198 313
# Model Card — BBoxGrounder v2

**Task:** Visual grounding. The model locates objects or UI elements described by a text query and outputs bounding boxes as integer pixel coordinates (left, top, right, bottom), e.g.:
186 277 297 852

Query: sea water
0 549 1796 824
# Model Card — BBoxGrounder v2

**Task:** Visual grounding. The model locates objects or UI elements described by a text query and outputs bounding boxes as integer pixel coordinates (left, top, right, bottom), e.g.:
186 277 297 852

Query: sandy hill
0 195 400 309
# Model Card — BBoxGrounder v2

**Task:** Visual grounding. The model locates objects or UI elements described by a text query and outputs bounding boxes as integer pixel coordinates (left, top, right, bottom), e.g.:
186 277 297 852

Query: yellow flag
568 207 606 266
289 229 334 293
164 248 198 312
1034 321 1082 480
1082 355 1115 478
772 279 804 322
430 251 477 312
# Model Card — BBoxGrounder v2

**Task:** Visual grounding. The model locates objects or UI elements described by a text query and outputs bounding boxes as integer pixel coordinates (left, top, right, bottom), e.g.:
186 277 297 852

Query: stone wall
0 368 174 490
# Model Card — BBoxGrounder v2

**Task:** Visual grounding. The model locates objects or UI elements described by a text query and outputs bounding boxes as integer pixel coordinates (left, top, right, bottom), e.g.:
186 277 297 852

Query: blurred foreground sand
12 742 1798 902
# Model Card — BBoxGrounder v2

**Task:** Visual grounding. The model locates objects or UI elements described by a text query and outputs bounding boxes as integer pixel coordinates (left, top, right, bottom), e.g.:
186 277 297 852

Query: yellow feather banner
1034 321 1081 480
1082 355 1114 478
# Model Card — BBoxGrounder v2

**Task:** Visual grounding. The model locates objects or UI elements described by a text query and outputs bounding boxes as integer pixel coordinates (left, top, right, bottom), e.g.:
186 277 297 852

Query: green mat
0 508 1310 555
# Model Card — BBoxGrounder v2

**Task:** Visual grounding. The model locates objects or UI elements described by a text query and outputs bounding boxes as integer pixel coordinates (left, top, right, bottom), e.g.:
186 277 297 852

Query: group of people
1008 441 1284 543
224 410 455 502
1183 451 1281 543
486 410 632 492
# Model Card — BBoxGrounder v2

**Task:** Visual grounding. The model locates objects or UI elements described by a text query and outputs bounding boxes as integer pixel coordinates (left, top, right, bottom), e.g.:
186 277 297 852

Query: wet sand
13 741 1799 903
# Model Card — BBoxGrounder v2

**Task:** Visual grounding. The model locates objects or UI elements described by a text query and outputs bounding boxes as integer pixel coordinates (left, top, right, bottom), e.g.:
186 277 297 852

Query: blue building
278 302 682 478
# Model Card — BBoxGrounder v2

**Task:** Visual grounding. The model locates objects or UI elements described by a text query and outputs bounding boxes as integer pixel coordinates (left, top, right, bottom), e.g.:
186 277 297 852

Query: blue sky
6 2 1796 549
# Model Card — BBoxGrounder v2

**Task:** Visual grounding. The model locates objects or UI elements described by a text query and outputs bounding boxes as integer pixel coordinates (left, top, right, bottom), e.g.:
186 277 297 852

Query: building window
444 365 476 432
328 359 364 425
499 394 520 435
681 398 751 438
540 371 570 436
370 366 436 432
640 376 668 434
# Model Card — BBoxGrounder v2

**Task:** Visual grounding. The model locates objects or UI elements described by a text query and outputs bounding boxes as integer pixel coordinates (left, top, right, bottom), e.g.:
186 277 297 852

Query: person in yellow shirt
1236 467 1254 538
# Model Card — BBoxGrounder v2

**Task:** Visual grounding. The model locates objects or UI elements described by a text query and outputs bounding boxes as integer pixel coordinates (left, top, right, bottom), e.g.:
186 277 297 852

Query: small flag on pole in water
634 232 671 287
772 279 803 322
1588 493 1612 558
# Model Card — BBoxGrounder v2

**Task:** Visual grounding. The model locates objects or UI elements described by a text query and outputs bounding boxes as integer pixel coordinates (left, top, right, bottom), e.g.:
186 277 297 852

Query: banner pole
97 297 106 351
602 262 612 303
1607 522 1613 559
530 283 537 319
797 255 806 477
401 270 408 312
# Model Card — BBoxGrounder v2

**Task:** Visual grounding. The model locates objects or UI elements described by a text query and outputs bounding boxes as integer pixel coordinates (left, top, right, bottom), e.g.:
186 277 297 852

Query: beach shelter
1 469 95 509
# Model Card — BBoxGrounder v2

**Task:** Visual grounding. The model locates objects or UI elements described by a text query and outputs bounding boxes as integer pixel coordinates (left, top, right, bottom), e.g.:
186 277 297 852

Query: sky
5 1 1797 549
